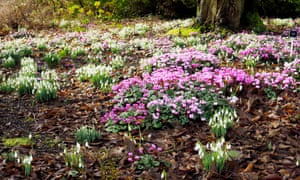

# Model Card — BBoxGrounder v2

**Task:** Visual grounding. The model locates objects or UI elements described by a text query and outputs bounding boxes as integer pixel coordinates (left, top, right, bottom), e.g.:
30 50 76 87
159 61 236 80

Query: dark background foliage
0 0 300 33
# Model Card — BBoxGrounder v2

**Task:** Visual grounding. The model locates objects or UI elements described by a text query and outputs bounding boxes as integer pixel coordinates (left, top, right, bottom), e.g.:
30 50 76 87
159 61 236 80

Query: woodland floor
0 20 300 180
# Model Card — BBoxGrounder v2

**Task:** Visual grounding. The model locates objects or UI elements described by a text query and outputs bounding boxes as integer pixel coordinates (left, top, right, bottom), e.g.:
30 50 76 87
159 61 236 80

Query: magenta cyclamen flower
138 147 144 154
149 144 157 151
134 156 140 160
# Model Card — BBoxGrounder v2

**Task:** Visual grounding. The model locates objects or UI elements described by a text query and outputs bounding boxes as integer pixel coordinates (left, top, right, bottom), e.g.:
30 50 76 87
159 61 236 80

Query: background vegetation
0 0 300 34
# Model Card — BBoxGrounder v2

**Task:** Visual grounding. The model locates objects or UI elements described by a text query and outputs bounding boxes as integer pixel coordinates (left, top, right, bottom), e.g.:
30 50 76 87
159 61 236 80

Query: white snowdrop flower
226 144 231 150
85 141 89 148
194 142 200 151
78 160 84 168
161 171 165 179
29 155 33 162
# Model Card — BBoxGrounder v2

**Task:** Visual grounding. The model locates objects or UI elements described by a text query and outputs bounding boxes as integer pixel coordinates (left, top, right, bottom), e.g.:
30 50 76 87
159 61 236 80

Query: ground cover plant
0 17 300 179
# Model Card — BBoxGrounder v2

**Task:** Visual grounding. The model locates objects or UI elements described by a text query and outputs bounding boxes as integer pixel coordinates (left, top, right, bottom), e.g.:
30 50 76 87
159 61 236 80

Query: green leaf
228 150 240 160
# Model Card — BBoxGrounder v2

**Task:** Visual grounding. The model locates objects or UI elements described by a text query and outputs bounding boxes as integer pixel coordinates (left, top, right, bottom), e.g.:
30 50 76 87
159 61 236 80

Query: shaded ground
0 24 300 179
1 65 300 180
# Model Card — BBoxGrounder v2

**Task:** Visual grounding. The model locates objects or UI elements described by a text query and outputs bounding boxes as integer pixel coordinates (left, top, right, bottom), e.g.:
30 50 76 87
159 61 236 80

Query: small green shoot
75 126 102 144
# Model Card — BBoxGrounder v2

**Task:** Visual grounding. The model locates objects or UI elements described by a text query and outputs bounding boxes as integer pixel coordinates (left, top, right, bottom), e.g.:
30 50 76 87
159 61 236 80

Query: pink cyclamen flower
138 147 144 154
149 144 157 151
191 64 199 69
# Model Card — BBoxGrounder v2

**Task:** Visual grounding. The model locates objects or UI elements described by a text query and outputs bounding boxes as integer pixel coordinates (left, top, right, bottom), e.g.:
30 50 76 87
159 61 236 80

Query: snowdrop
195 137 238 172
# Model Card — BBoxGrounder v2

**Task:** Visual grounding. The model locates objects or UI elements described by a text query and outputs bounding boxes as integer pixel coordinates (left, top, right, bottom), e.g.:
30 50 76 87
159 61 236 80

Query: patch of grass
2 137 33 147
166 27 199 37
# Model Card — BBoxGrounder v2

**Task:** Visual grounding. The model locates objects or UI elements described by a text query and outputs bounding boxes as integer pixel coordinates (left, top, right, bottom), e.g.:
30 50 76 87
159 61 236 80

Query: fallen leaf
244 162 254 172
270 121 280 128
262 174 282 180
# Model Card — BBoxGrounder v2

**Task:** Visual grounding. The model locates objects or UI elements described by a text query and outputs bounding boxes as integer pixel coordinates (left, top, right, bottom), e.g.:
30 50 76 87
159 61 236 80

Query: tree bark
196 0 245 29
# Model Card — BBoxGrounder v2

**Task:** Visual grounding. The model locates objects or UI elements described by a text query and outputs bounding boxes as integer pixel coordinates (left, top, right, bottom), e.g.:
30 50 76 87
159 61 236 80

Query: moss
166 27 199 37
24 117 35 123
3 137 32 147
44 137 58 148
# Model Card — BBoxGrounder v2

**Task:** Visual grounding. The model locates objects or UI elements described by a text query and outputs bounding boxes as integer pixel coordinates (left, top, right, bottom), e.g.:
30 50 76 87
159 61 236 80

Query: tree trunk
196 0 245 29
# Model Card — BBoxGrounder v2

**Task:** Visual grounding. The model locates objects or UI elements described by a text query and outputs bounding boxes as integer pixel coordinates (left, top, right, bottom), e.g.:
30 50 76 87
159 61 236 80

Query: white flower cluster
110 55 125 69
41 69 59 81
268 18 295 27
108 39 126 52
130 38 155 50
22 155 33 166
118 23 150 39
71 46 85 56
1 39 27 50
2 56 15 67
194 137 231 159
34 80 59 95
0 77 15 92
14 76 36 92
119 26 135 39
1 56 60 100
32 38 49 49
76 64 112 81
153 19 193 33
134 23 150 35
19 57 37 77
63 143 84 169
209 106 238 137
34 70 60 101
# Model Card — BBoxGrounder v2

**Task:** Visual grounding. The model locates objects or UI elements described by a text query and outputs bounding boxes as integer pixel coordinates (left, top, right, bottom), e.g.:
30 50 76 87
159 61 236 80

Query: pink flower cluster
100 102 147 125
127 144 163 162
255 71 297 89
102 47 299 129
144 48 220 72
209 33 299 63
189 67 256 88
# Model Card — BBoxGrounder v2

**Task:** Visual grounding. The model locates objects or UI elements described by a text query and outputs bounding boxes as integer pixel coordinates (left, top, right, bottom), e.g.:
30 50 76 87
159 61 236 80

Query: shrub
246 12 267 34
0 0 57 31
